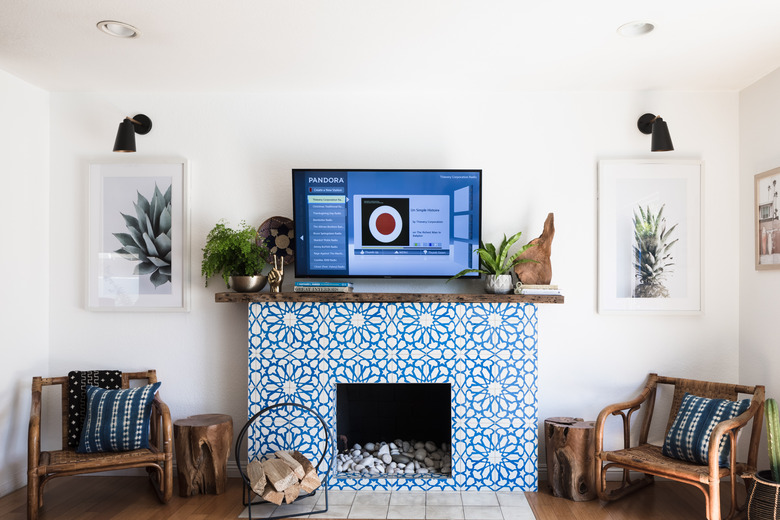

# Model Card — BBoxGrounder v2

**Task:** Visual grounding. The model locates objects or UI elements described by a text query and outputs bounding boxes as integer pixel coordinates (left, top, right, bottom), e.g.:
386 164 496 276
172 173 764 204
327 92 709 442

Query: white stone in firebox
425 441 437 452
364 442 376 452
414 449 427 461
378 444 390 456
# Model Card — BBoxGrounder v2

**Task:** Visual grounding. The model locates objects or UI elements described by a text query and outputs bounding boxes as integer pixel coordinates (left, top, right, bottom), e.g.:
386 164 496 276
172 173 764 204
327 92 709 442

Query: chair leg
707 480 720 520
27 471 39 520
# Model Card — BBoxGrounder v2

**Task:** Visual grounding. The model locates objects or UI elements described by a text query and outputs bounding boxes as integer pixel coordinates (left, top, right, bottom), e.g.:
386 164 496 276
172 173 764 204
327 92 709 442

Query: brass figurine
268 255 284 293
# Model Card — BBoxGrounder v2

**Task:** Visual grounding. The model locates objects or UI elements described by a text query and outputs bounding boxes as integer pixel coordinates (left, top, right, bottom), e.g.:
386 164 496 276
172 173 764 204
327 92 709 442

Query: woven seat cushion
76 382 161 453
67 371 122 447
662 392 750 467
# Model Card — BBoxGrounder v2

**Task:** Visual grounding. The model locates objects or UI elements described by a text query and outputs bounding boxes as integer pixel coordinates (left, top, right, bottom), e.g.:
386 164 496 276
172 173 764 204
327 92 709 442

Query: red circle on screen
376 213 396 235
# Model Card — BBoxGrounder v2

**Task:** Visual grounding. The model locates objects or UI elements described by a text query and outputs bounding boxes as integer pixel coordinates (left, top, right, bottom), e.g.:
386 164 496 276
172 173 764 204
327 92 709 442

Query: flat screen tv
292 169 482 278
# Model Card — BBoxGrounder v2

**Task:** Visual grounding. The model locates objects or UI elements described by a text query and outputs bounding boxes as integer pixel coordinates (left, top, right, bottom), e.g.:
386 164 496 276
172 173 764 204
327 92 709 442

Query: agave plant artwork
112 183 173 289
632 204 678 298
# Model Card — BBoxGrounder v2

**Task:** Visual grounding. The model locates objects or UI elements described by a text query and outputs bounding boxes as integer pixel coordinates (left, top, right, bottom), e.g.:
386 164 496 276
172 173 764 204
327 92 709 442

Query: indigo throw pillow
662 392 751 467
76 382 161 454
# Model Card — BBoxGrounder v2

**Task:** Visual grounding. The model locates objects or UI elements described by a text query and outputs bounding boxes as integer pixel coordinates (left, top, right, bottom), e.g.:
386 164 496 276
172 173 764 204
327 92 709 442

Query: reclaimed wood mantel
215 292 564 304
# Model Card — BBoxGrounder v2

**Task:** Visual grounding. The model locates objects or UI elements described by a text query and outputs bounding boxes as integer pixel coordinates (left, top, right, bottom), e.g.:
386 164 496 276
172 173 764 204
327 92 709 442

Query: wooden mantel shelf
215 292 563 304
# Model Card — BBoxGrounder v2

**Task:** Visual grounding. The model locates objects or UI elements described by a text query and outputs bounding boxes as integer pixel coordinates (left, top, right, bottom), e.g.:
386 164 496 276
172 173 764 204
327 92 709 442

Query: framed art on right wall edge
755 166 780 270
598 160 702 314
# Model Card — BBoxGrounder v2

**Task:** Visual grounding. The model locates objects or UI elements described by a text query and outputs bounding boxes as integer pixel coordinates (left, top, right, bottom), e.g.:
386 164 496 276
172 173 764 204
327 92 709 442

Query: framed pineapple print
597 160 701 314
88 159 190 311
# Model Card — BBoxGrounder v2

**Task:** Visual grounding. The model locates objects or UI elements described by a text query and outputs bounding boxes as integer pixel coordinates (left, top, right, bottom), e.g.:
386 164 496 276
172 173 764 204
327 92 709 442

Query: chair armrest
150 394 172 455
28 381 42 470
595 376 658 455
707 395 764 475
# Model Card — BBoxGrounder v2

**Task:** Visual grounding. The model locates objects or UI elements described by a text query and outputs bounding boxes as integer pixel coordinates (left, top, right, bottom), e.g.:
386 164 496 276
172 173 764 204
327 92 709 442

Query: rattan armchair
27 370 173 520
594 373 765 520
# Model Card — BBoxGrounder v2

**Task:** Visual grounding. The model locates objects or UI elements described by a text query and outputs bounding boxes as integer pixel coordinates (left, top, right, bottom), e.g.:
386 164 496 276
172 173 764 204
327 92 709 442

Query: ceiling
3 0 780 93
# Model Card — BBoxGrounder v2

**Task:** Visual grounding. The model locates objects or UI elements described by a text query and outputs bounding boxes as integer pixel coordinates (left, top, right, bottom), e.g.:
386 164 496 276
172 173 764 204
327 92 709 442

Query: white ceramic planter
485 274 513 294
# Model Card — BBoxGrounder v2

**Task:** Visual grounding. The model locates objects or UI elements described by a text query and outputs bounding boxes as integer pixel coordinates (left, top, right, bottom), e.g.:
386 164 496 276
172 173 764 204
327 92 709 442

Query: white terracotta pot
485 274 513 294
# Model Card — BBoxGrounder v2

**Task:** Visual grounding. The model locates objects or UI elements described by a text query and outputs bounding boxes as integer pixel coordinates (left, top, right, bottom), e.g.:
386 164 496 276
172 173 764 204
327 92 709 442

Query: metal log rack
235 402 332 520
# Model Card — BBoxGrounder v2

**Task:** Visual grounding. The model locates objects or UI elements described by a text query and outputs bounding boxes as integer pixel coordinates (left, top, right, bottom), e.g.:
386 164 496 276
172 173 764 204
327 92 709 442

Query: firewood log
261 481 284 506
284 483 301 504
290 450 317 480
275 450 305 480
299 472 322 494
246 460 266 496
262 458 298 492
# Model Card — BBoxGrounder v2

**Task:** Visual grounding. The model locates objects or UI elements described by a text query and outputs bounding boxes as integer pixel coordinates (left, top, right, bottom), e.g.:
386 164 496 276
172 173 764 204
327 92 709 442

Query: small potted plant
201 219 269 292
449 231 535 294
747 397 780 519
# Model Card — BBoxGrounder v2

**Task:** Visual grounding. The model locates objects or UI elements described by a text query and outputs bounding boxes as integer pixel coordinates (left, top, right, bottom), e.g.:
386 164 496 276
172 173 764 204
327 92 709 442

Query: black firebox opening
336 383 451 452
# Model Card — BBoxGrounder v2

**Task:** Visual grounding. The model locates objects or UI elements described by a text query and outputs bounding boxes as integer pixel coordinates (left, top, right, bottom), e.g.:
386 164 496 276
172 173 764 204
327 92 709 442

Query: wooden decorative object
514 212 555 285
544 416 596 502
174 413 233 497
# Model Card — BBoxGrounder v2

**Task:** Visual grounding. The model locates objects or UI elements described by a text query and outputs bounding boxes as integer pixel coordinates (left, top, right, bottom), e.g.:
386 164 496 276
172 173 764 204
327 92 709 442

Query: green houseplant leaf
201 219 269 288
448 230 536 280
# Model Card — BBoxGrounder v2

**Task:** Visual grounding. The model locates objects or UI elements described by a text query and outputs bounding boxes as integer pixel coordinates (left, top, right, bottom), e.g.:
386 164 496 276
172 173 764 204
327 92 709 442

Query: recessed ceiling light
97 20 140 38
617 21 655 37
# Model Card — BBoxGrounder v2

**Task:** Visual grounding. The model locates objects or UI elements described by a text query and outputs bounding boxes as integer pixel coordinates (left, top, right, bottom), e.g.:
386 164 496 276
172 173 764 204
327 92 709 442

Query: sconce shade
637 113 674 152
112 114 152 153
650 118 674 152
113 118 137 152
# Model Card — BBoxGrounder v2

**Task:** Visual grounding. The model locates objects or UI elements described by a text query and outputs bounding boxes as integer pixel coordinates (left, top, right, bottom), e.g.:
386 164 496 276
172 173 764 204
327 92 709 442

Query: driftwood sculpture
514 212 554 285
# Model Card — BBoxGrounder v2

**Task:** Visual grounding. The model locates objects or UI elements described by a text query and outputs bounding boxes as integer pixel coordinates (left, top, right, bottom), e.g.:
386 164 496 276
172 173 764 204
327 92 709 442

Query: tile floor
239 489 535 519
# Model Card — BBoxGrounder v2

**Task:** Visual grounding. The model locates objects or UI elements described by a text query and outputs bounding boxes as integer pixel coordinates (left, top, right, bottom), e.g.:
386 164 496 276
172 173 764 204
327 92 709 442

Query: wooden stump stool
544 417 596 502
174 413 233 497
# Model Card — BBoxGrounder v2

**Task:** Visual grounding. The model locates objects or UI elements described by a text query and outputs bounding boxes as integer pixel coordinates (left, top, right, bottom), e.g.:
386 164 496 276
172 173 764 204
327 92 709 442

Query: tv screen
293 169 482 278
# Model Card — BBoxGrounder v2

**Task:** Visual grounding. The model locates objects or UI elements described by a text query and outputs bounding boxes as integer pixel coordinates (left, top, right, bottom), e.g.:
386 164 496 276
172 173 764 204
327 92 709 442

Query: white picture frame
755 166 780 270
87 159 190 311
598 160 702 314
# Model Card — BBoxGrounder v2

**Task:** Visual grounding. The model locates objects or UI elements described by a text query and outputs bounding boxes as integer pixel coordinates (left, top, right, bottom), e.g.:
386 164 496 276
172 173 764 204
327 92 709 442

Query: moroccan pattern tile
247 301 538 491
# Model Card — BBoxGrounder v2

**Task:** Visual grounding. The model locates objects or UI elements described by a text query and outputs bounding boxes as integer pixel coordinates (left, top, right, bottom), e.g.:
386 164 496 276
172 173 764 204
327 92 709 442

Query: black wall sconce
113 114 152 152
637 113 674 152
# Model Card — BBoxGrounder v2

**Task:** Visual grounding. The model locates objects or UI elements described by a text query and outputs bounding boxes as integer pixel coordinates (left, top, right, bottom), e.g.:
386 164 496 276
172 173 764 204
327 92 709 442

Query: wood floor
0 476 743 520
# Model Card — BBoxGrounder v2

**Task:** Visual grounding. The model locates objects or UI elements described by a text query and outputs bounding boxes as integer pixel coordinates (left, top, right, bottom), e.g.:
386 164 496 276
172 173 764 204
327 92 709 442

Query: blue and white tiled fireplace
247 299 539 491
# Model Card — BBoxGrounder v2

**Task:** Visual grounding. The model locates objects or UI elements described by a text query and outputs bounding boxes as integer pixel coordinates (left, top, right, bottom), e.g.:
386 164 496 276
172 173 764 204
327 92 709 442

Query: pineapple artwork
112 182 173 291
632 204 678 298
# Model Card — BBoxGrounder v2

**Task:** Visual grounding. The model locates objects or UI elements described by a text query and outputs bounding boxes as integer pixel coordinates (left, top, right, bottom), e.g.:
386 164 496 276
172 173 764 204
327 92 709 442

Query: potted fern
747 397 780 519
201 220 269 292
449 231 535 294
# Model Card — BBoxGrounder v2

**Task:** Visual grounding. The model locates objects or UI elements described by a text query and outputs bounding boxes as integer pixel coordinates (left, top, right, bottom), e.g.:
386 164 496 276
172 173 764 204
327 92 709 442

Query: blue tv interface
292 169 482 278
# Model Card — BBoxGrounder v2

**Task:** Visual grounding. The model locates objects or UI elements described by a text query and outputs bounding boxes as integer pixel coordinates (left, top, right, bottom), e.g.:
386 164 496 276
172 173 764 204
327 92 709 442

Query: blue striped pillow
76 382 161 453
662 392 750 467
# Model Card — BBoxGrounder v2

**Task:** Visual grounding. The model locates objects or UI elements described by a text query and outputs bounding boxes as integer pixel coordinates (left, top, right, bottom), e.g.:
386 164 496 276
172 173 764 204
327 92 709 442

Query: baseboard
0 467 26 499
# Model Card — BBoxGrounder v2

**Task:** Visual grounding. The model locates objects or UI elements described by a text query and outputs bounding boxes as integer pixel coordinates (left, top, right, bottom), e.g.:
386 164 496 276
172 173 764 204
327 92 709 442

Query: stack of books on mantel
513 283 561 296
294 281 354 293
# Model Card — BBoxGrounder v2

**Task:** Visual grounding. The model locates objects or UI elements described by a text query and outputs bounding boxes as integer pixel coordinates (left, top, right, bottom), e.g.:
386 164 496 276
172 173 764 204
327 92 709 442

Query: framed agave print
598 160 702 314
88 159 190 311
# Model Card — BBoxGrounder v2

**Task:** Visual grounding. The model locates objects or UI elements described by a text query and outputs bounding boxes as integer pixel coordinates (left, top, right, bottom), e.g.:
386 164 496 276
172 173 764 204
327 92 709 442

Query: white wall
42 89 740 463
740 67 780 470
0 70 49 495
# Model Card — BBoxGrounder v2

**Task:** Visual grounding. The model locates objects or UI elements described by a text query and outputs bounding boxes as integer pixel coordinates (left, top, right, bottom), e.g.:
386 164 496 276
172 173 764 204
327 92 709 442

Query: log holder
235 402 331 520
